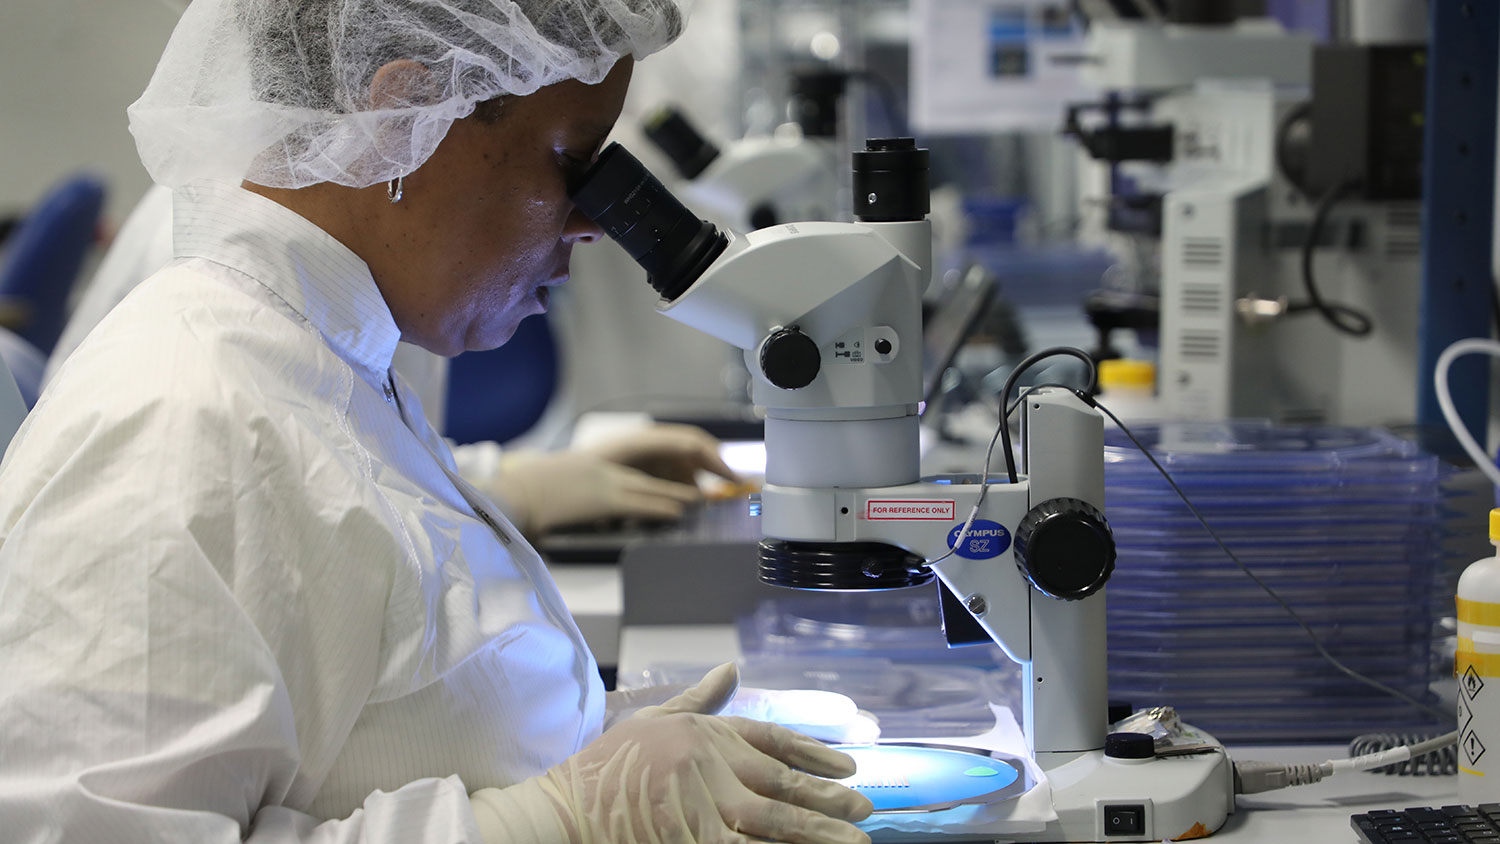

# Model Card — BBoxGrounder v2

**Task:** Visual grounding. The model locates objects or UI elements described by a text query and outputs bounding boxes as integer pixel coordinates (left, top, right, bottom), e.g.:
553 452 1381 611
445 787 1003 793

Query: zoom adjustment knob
759 327 821 390
1013 498 1115 600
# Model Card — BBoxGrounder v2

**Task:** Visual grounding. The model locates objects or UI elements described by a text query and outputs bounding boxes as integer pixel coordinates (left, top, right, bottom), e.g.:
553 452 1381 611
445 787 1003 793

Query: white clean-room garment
0 180 604 843
44 184 454 432
44 182 175 385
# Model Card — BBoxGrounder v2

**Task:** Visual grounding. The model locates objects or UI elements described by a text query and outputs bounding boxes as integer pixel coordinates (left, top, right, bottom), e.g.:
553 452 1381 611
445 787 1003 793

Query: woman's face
377 60 634 356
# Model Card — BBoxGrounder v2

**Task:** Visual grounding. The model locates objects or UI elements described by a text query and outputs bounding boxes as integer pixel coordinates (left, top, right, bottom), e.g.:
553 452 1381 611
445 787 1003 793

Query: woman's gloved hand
606 677 881 744
470 663 874 844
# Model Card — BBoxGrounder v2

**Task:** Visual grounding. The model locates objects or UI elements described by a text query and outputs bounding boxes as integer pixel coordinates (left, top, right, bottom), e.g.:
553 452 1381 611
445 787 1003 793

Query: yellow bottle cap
1491 508 1500 541
1098 358 1155 389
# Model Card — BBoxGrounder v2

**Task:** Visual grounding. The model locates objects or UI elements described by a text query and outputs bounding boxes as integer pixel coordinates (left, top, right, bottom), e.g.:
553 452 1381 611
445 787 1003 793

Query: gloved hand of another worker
493 424 739 537
606 675 882 744
578 422 737 486
469 662 874 844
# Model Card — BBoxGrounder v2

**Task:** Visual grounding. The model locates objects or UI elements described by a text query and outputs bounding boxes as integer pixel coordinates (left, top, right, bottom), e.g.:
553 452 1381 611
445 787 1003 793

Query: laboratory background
3 0 1500 842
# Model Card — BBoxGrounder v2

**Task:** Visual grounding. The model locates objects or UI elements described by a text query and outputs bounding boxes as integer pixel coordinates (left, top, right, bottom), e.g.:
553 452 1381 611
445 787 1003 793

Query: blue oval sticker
946 519 1012 560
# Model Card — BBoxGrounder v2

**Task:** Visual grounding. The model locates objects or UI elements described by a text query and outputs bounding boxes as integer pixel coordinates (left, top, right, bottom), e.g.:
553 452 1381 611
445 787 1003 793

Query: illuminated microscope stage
834 744 1028 813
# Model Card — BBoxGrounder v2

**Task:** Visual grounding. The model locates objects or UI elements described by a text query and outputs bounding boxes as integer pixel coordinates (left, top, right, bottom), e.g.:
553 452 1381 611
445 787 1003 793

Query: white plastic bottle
1094 359 1160 427
1457 508 1500 804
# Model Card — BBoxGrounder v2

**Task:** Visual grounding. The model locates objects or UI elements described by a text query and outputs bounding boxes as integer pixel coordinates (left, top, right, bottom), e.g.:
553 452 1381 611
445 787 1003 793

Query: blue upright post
1417 2 1498 457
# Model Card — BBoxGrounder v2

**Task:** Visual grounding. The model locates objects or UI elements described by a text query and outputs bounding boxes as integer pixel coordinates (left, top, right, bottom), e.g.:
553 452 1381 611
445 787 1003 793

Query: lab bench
542 556 1459 843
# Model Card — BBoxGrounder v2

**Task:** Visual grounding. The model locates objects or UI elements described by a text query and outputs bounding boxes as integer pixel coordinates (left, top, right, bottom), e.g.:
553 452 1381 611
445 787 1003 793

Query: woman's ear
369 59 436 109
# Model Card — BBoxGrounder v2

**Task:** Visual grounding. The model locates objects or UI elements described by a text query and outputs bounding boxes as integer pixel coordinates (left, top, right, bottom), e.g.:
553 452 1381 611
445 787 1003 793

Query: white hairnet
128 0 688 189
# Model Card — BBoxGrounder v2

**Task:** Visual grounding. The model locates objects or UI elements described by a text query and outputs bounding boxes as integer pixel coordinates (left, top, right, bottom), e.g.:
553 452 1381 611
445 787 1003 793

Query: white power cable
1328 732 1459 774
1434 338 1500 490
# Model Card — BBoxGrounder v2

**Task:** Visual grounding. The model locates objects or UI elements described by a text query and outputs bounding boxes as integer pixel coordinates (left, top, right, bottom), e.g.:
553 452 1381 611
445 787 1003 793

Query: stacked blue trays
1102 421 1450 744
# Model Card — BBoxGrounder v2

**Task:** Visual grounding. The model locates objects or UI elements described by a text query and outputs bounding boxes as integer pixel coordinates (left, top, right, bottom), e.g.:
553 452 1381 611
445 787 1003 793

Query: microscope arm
762 388 1111 760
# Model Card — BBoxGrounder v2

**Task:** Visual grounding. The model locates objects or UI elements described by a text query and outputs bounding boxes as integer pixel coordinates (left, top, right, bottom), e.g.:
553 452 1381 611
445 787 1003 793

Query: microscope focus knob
1013 498 1115 601
760 327 821 390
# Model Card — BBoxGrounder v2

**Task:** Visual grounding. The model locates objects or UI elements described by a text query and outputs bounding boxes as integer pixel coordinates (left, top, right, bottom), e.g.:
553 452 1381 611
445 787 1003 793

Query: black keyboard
1353 805 1500 843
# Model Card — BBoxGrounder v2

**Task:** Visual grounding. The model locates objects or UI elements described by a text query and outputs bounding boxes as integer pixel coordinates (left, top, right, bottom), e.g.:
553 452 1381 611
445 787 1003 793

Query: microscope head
569 139 937 590
568 138 929 366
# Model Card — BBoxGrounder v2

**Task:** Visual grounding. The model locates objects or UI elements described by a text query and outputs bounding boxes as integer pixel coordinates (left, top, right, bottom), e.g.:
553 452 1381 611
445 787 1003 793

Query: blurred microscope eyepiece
567 142 729 302
642 105 720 180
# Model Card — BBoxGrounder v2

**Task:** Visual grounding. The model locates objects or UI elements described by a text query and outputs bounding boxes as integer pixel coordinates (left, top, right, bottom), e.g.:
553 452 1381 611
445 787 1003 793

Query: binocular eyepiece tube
567 143 728 302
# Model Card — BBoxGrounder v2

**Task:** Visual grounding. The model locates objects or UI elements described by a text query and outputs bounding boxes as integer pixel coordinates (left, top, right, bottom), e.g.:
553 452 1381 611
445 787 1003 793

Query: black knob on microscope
1104 732 1156 760
759 327 821 390
1013 498 1115 600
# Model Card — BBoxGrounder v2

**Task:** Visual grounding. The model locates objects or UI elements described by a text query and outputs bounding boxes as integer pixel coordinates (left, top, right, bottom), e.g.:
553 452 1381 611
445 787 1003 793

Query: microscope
570 140 1233 842
643 68 850 233
643 103 842 234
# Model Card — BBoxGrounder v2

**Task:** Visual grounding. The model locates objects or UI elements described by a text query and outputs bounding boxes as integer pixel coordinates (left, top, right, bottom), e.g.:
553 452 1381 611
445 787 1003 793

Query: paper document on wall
910 0 1094 134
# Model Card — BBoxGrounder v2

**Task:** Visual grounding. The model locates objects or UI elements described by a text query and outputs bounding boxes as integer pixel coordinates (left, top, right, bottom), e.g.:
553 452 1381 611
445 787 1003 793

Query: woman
42 181 743 540
0 1 873 841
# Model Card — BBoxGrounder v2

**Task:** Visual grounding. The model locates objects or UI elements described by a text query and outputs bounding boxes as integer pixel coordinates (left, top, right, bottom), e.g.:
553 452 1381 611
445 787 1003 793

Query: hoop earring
387 175 404 203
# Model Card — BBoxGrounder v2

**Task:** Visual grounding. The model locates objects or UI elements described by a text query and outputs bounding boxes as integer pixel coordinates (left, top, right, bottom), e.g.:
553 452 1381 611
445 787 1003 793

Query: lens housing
568 143 728 302
759 539 933 590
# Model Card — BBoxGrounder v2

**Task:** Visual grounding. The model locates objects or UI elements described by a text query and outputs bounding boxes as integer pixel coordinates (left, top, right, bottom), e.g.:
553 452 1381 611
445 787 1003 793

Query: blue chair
0 175 107 356
444 312 559 445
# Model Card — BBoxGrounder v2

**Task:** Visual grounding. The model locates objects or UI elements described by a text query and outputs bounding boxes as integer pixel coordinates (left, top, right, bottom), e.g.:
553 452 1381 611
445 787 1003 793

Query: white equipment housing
1151 83 1424 424
1080 18 1313 91
1082 21 1423 426
679 135 843 234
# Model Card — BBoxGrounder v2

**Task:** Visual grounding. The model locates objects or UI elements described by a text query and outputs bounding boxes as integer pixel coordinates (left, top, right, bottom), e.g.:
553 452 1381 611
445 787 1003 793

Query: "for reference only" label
866 500 956 520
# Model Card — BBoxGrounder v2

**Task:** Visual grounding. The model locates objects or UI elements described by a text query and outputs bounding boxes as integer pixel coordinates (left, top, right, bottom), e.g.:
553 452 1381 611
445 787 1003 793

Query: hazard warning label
866 500 956 520
1465 665 1485 697
1465 731 1487 766
1460 662 1487 767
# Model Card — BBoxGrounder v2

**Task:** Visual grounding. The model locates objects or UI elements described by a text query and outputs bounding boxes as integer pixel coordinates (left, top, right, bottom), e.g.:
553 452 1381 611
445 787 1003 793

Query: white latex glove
579 423 739 486
470 663 873 844
494 450 703 536
606 681 881 744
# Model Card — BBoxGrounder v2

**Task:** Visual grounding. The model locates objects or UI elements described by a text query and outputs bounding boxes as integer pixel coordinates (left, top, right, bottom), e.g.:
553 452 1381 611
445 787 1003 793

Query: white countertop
549 564 622 665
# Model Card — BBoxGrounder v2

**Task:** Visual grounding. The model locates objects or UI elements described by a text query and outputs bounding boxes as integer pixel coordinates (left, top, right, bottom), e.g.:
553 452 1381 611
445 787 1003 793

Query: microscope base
1038 747 1234 842
867 746 1234 843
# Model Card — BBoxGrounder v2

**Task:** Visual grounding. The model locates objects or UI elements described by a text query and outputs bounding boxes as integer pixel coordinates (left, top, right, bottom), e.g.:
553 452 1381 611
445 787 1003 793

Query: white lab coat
45 184 454 434
0 181 604 842
44 182 175 387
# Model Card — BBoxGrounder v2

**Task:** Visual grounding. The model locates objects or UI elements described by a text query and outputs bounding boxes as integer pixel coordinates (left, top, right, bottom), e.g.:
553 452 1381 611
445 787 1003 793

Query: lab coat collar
173 180 402 382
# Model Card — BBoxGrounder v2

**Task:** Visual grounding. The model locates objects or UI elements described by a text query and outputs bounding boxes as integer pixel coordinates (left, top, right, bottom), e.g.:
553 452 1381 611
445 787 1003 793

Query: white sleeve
450 438 523 518
450 439 505 490
0 352 487 843
250 779 484 842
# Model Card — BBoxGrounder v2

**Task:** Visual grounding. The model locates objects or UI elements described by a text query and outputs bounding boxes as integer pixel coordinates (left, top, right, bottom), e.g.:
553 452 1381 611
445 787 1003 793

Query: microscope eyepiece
643 106 721 180
853 137 929 223
568 143 728 302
